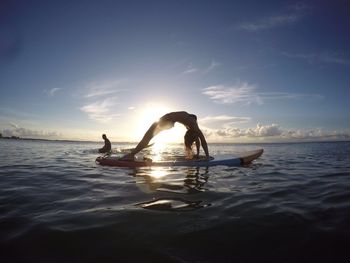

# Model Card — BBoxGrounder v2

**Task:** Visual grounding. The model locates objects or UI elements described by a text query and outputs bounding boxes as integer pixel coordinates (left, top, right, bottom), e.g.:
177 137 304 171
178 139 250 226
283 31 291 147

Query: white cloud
202 83 322 105
10 122 19 129
85 79 127 98
80 79 129 123
205 123 283 138
1 124 61 138
183 60 221 75
202 83 261 105
183 63 198 74
238 15 299 31
282 129 350 140
246 123 283 137
199 115 251 128
237 3 309 31
44 88 62 97
202 123 350 141
282 51 350 66
80 97 121 123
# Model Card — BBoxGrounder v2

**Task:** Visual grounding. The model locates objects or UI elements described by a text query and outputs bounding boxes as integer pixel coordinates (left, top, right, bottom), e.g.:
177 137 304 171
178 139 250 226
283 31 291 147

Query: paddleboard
96 149 263 167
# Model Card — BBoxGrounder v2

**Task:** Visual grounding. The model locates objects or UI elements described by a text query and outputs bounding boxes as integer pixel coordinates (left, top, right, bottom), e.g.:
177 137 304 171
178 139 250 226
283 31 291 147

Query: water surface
0 139 349 262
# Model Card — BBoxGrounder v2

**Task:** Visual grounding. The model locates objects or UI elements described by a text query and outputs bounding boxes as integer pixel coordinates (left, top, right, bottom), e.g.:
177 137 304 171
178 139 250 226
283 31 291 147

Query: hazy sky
1 0 349 142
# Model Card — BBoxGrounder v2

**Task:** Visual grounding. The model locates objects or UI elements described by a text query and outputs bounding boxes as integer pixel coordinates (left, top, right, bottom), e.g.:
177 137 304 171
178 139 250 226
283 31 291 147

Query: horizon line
1 137 349 145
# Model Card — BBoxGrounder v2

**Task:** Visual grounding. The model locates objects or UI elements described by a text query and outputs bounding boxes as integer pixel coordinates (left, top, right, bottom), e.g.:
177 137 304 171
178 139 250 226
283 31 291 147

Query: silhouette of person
121 111 209 160
99 134 111 153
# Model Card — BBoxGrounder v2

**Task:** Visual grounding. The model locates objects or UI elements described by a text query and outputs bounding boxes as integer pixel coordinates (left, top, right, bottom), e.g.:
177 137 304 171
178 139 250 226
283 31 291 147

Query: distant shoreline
0 136 349 145
0 136 102 144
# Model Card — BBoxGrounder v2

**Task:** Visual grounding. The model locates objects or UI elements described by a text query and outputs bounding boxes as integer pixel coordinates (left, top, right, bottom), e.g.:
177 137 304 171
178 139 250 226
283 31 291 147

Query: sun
133 104 186 147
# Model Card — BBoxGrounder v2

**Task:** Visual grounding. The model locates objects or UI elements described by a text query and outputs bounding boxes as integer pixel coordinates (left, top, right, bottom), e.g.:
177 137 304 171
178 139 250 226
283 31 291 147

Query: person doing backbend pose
121 111 209 160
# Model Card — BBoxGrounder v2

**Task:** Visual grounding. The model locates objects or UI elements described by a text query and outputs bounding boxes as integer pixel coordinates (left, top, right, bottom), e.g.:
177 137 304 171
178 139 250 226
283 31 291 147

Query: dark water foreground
0 140 349 262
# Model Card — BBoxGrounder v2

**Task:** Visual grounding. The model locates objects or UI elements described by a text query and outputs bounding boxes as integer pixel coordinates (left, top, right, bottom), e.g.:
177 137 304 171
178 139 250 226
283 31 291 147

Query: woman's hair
184 130 198 150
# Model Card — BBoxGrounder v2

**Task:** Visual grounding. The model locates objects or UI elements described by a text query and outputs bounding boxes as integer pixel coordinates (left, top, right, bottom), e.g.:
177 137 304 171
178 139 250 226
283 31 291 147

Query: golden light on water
150 140 166 162
148 167 168 178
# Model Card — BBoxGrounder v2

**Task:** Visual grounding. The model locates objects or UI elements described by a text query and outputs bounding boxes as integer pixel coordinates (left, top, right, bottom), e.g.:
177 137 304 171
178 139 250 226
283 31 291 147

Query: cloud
80 79 129 123
202 123 350 141
199 115 251 128
1 124 61 138
237 3 309 31
238 15 299 31
282 129 350 140
85 79 127 98
10 122 19 129
246 123 283 137
202 83 322 105
183 63 198 74
282 51 350 66
207 123 283 138
203 83 260 105
44 88 62 97
80 97 121 123
183 60 221 75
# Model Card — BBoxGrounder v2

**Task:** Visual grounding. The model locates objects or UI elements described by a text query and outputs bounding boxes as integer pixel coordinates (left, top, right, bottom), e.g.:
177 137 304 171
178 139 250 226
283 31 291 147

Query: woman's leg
129 122 160 155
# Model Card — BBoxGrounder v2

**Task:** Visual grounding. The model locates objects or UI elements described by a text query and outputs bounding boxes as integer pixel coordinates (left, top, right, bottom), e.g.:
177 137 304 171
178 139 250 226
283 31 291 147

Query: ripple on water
1 140 350 262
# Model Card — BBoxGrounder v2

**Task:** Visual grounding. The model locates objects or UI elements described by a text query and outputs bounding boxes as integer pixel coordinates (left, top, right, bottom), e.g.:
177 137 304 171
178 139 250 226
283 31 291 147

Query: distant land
0 135 100 144
0 135 21 140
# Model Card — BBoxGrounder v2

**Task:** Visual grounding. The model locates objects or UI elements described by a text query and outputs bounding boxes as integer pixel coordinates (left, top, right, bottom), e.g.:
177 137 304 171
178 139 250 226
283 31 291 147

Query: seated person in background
99 134 111 153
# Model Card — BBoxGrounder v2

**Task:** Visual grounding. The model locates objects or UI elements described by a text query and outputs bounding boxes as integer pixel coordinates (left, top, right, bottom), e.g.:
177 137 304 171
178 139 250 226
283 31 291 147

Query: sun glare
149 167 169 179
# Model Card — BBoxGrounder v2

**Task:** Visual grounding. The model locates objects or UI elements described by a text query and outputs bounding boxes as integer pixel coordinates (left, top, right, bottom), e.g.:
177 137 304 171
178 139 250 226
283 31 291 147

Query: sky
0 0 349 143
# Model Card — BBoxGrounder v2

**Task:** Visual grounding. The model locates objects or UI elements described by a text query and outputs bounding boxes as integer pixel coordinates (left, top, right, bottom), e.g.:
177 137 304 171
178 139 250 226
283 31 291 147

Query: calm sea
0 139 349 262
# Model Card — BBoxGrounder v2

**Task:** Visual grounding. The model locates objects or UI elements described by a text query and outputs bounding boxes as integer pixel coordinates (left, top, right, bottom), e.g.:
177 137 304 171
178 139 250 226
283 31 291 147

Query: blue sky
0 0 349 142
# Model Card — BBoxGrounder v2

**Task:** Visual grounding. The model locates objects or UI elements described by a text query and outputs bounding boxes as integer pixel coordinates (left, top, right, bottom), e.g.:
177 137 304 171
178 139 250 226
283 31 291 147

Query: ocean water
0 139 349 263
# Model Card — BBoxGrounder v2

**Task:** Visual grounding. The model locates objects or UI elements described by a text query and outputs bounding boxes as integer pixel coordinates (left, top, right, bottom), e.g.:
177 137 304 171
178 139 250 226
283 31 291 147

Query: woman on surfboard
121 111 209 160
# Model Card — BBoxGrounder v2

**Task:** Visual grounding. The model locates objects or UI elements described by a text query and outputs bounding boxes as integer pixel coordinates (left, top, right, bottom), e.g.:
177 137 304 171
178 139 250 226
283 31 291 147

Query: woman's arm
197 129 209 157
195 137 201 157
